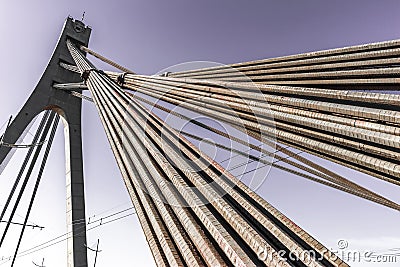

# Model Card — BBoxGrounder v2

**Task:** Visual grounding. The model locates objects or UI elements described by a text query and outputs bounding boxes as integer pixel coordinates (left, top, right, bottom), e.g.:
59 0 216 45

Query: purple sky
0 1 400 266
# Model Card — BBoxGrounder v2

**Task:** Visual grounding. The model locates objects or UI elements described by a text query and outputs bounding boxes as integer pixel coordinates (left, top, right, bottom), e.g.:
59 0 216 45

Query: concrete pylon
0 17 91 267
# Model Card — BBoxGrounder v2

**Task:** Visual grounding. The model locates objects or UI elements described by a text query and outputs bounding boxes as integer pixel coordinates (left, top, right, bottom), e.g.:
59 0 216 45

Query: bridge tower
0 17 91 267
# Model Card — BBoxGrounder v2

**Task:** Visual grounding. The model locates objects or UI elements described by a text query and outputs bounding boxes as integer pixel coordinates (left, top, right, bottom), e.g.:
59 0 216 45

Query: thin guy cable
11 115 59 266
79 45 135 74
0 111 50 224
0 112 54 247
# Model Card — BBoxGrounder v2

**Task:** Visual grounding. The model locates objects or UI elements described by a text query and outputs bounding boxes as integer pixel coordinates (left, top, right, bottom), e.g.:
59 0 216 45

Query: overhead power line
0 208 136 265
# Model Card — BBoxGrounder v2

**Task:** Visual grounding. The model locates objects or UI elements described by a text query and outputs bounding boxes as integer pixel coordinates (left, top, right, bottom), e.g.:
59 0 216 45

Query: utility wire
0 221 44 230
87 201 131 221
32 258 45 267
0 204 42 228
85 239 101 267
73 202 132 225
0 211 136 265
0 208 136 264
88 207 133 225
